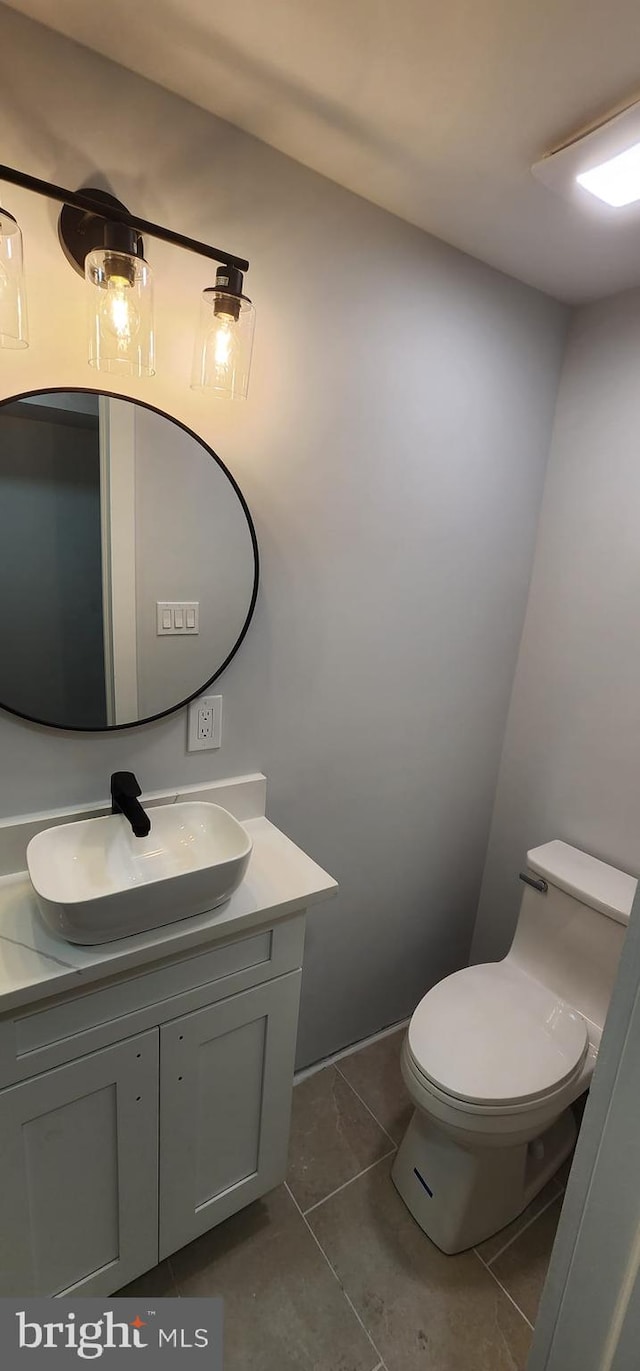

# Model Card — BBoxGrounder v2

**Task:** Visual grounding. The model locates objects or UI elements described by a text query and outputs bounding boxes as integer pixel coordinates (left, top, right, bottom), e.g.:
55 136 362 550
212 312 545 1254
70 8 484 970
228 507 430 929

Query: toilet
392 839 636 1254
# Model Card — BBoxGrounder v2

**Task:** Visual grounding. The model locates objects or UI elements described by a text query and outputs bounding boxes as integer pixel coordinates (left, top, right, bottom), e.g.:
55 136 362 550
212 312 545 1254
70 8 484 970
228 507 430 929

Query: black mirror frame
0 387 259 733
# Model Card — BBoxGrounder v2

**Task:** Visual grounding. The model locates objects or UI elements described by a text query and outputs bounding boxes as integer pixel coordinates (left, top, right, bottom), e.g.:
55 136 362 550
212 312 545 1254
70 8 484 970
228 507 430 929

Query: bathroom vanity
0 775 336 1297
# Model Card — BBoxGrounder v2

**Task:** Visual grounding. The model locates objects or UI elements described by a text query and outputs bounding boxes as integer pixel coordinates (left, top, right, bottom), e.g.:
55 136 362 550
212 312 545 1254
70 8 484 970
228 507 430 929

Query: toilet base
391 1106 576 1254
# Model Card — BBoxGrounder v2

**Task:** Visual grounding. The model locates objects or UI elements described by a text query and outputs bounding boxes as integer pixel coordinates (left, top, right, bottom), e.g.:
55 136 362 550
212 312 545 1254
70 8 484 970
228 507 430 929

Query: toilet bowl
392 839 635 1254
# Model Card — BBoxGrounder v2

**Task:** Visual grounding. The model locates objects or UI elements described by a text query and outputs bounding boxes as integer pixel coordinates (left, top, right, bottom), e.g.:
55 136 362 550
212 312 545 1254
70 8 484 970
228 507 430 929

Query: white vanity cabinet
0 912 307 1297
0 796 337 1298
159 971 301 1257
0 1030 160 1297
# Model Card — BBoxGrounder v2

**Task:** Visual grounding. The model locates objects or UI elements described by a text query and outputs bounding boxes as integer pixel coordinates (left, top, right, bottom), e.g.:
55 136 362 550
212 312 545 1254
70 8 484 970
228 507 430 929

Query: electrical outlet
187 695 222 751
197 705 214 741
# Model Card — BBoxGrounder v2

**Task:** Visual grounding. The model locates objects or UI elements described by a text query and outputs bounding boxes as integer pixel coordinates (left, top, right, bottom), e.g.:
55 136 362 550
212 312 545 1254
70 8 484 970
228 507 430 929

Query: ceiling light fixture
576 141 640 208
532 98 640 213
0 164 254 395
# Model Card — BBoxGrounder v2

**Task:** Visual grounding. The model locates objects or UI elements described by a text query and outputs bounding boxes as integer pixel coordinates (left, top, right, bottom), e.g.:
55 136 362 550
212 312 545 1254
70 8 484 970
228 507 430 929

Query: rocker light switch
157 602 200 635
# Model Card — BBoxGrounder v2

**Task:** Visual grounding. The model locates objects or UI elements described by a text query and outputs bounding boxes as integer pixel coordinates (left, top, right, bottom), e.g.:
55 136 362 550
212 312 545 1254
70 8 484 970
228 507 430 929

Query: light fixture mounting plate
58 188 143 275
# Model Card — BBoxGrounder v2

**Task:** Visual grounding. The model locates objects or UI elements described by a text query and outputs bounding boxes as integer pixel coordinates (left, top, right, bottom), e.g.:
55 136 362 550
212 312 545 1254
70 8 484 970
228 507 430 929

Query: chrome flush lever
519 872 548 894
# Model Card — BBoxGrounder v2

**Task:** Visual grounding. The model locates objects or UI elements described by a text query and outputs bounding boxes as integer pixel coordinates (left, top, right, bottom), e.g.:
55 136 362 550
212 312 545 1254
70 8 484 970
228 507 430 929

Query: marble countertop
0 816 337 1015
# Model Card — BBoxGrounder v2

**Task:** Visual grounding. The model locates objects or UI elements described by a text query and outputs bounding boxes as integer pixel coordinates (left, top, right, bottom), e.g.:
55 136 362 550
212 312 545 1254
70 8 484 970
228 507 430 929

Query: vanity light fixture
0 164 254 394
0 205 28 349
532 97 640 212
191 265 256 400
86 244 154 378
57 189 155 378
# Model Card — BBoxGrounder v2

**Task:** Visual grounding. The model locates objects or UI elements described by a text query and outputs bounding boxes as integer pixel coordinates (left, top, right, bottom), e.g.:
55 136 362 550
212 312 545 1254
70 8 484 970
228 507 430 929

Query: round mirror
0 389 258 730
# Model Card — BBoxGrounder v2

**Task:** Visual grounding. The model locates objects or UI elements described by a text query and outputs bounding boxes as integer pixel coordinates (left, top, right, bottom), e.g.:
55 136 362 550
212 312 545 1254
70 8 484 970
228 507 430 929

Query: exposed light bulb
191 283 255 399
213 313 237 370
99 274 141 352
85 248 154 377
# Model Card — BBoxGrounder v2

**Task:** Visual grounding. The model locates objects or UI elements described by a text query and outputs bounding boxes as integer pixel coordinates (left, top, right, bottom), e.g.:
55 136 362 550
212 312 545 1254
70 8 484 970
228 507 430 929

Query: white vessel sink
26 802 252 945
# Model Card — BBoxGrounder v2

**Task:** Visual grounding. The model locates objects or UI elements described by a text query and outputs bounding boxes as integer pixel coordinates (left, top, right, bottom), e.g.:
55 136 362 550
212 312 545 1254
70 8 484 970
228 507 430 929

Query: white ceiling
5 0 640 302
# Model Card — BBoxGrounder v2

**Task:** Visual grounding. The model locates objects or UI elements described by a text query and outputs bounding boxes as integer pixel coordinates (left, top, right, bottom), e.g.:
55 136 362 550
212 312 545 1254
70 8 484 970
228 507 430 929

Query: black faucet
110 772 151 838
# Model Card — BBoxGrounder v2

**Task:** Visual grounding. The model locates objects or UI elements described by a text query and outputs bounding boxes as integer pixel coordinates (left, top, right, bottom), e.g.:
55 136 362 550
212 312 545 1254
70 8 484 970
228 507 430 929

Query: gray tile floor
120 1026 569 1369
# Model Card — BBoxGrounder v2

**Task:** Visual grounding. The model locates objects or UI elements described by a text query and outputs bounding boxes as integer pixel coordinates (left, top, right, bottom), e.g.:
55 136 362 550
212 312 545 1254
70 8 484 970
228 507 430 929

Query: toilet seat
407 961 588 1109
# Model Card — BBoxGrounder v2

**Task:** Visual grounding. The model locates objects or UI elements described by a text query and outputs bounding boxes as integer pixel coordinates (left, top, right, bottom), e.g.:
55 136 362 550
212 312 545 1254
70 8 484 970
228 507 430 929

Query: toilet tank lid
527 840 637 926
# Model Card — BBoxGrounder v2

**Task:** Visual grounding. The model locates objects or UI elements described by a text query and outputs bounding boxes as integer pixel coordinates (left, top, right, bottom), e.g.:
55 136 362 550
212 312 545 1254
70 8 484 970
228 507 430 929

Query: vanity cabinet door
159 971 301 1258
0 1030 159 1297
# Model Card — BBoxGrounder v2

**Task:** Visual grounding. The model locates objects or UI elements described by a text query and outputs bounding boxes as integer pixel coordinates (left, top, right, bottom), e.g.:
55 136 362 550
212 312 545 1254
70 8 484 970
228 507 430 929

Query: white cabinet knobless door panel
0 927 305 1293
159 971 302 1258
0 1030 159 1297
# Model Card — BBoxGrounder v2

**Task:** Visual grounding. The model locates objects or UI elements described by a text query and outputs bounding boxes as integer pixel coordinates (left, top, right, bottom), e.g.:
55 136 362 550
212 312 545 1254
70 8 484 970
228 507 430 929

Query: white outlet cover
187 695 222 752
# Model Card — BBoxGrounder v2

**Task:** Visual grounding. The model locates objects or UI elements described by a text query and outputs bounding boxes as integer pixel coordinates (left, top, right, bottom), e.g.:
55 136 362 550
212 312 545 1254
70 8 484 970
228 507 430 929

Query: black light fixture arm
0 162 250 274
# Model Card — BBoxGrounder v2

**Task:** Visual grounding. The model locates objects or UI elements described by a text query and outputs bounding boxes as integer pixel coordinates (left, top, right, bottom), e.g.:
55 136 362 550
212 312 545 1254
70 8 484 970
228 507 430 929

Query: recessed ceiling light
532 98 640 212
576 141 640 207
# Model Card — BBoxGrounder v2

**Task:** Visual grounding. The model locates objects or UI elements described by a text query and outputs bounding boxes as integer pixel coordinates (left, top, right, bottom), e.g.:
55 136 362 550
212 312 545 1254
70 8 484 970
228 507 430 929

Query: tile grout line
473 1247 534 1331
285 1181 389 1371
168 1032 403 1296
480 1185 565 1269
333 1062 399 1149
303 1149 397 1216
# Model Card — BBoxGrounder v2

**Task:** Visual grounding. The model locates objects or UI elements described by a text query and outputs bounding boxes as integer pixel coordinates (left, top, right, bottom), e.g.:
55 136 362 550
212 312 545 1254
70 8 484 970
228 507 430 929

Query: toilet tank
506 840 636 1043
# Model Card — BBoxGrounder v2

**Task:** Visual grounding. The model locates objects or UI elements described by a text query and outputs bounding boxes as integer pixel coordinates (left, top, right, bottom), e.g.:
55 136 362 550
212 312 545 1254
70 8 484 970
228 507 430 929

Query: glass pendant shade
85 248 155 377
191 287 255 399
0 209 29 349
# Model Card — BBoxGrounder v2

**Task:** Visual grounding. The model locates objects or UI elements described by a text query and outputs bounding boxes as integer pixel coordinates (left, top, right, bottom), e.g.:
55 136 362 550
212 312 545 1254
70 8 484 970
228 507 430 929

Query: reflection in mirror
0 391 258 730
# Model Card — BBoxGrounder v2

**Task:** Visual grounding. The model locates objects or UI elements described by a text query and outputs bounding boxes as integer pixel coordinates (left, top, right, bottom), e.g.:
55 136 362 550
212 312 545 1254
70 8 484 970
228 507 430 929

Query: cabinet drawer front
0 1030 159 1297
0 916 305 1085
159 970 301 1259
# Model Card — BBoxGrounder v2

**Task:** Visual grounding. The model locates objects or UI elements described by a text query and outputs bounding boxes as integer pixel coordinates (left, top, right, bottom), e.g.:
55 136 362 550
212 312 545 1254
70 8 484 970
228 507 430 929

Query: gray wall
473 287 640 965
0 5 567 1066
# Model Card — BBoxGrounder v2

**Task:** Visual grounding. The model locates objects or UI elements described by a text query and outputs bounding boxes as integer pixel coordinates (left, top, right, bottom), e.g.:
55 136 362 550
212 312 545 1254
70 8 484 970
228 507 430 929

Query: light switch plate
187 695 222 751
157 601 200 635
